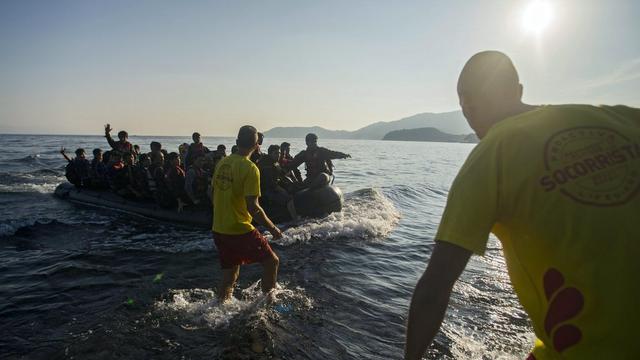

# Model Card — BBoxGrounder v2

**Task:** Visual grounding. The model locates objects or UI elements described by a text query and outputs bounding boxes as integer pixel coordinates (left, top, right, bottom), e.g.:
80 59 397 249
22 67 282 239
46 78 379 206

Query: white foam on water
154 281 313 329
268 188 400 246
445 327 535 360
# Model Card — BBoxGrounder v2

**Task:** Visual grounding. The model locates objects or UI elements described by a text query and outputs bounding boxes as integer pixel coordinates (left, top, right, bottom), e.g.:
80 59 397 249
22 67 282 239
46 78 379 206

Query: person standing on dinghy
212 125 283 303
287 133 351 189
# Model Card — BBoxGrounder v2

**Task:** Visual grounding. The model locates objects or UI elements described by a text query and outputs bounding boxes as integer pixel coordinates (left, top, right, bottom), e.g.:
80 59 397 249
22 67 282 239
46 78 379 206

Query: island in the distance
382 127 478 143
264 110 478 143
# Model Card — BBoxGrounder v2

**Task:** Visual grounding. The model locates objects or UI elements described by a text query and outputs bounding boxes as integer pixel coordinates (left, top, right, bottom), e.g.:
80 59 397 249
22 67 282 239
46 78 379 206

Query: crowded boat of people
59 124 351 220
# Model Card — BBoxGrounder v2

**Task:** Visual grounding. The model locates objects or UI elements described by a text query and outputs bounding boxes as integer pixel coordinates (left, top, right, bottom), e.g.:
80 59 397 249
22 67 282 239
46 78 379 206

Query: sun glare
522 1 554 35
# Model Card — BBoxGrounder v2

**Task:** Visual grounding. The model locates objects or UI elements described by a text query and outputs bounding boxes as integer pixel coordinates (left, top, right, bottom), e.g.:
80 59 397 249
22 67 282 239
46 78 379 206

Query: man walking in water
212 125 283 302
405 51 640 359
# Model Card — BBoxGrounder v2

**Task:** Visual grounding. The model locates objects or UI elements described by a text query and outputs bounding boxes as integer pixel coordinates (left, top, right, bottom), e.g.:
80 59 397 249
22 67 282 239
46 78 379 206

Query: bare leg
219 266 240 303
261 253 279 293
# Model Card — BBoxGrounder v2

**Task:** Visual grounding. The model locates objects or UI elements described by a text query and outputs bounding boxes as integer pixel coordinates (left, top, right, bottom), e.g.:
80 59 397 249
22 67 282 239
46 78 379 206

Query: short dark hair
150 141 162 151
268 144 280 154
166 152 179 161
217 144 226 151
93 148 102 156
236 125 258 149
306 133 318 142
139 154 149 163
118 130 128 138
231 145 238 154
75 148 85 156
280 142 290 149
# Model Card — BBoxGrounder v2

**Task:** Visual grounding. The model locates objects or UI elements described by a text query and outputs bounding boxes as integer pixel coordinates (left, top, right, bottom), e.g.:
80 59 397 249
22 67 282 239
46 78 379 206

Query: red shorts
212 229 275 269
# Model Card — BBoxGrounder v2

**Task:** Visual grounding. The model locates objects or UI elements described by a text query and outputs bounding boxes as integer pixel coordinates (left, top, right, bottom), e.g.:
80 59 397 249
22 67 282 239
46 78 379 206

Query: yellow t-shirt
436 105 640 359
212 154 261 235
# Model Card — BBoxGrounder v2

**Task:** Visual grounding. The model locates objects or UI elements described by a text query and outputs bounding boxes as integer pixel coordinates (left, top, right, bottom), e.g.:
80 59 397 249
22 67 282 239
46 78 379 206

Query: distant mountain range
264 110 474 141
383 127 478 143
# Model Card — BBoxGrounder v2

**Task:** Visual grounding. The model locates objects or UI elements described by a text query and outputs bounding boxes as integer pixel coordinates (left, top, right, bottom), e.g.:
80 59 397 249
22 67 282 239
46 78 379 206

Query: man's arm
104 124 117 150
286 151 306 170
405 241 472 360
320 147 350 160
245 195 282 239
59 147 72 162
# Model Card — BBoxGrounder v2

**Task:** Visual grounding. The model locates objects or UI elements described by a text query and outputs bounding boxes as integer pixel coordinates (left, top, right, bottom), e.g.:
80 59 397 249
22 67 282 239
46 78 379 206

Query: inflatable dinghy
54 182 343 228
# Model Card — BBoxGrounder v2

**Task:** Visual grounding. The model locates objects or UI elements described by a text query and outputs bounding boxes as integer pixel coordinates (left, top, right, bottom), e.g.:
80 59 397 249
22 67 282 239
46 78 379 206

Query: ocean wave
0 171 64 193
0 218 56 237
269 187 400 246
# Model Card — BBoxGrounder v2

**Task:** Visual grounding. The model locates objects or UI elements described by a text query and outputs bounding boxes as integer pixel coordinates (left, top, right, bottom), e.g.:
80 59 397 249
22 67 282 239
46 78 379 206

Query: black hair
118 130 128 138
236 125 258 149
231 145 238 154
280 142 290 149
150 141 162 151
217 144 226 151
93 148 102 156
305 133 318 142
166 152 179 161
75 148 85 156
267 144 280 154
139 153 149 163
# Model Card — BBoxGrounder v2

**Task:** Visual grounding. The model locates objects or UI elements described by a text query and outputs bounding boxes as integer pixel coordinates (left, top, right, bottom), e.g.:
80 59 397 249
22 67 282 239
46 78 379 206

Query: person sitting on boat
258 145 298 220
89 148 108 189
286 133 351 189
250 132 264 163
132 144 141 162
216 144 227 158
106 152 127 194
149 141 162 157
185 154 209 207
104 124 133 156
164 152 189 211
132 154 156 199
60 147 91 188
279 142 303 183
185 132 210 169
231 145 238 154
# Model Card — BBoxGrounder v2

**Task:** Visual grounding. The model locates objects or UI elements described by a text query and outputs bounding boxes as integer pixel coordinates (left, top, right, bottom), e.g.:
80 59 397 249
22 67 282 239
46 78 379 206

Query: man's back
212 153 261 235
437 104 640 358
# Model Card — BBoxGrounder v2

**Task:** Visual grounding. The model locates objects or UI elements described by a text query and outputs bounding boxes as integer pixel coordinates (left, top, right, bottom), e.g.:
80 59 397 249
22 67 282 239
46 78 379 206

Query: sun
522 1 554 35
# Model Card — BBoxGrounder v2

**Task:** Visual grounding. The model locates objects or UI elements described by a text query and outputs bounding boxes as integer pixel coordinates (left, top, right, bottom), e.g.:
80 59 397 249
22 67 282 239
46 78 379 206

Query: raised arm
59 147 72 162
104 124 117 149
405 241 472 360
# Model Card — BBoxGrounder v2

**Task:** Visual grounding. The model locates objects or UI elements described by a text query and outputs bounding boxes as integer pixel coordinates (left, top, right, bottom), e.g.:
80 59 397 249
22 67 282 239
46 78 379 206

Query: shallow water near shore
0 134 533 359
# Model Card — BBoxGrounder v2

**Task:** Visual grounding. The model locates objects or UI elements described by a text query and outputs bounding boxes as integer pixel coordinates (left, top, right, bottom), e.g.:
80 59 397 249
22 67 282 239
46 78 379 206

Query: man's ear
518 83 523 101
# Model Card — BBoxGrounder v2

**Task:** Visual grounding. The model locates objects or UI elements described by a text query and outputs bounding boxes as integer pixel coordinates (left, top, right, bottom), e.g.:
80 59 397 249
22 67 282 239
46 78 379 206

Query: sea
0 134 534 359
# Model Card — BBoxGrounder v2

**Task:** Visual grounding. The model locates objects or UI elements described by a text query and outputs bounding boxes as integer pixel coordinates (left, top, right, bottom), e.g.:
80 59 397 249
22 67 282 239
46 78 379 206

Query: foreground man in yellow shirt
405 51 640 359
212 125 283 302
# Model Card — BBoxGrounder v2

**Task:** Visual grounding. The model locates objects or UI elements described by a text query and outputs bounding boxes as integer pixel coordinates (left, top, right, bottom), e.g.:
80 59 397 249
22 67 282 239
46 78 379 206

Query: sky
0 0 639 136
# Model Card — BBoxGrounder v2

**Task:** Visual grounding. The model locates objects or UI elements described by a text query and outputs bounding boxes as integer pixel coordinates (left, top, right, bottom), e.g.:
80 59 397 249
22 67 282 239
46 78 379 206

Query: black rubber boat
54 182 343 228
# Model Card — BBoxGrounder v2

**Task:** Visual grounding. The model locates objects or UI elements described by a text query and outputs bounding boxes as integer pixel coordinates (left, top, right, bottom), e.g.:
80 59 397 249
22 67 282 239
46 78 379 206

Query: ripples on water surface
0 134 533 359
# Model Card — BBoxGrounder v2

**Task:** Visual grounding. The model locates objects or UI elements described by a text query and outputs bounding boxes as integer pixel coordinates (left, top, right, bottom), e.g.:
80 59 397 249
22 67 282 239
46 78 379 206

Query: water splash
154 282 313 330
268 188 400 246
